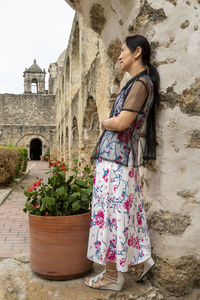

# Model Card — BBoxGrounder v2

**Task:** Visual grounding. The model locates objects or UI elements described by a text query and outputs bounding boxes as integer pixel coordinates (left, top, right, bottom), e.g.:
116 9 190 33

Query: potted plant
44 147 50 162
21 160 94 280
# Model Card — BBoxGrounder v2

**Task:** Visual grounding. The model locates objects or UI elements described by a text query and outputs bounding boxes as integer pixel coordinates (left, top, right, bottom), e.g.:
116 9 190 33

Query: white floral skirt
87 157 151 272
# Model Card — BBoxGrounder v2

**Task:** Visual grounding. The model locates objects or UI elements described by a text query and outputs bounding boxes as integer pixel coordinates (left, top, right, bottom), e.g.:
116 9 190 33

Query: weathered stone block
90 3 106 34
107 38 122 64
180 20 190 29
128 0 167 33
160 79 200 116
186 130 200 149
148 210 191 235
150 255 200 297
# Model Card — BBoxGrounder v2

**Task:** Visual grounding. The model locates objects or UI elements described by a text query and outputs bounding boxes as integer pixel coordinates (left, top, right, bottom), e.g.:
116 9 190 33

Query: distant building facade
0 59 56 160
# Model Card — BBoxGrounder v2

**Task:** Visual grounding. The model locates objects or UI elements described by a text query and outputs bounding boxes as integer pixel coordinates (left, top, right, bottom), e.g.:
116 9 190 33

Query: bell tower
23 59 46 94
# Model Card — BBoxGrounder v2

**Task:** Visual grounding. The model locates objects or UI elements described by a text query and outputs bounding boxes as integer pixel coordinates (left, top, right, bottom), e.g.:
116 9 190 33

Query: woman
85 35 160 291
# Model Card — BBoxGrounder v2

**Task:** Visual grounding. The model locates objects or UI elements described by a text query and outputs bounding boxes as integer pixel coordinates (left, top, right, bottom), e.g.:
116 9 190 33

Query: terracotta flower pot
29 211 93 280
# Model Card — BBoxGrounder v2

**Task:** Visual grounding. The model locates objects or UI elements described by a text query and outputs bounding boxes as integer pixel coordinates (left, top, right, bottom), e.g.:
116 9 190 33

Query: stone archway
65 126 69 166
30 138 42 160
71 117 79 161
71 21 80 91
31 78 38 93
81 96 100 163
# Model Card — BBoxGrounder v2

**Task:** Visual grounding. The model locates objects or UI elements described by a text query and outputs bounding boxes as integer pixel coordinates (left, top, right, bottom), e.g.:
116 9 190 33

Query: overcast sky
0 0 75 94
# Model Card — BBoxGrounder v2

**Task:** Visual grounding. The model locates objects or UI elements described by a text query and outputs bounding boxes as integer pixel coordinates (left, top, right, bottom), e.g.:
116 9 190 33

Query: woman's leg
134 262 144 278
85 262 118 288
133 257 155 281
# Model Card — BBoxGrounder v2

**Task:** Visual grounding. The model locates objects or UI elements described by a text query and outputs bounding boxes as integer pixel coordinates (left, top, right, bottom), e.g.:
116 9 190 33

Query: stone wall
0 94 55 125
49 13 118 167
59 1 200 297
0 93 56 158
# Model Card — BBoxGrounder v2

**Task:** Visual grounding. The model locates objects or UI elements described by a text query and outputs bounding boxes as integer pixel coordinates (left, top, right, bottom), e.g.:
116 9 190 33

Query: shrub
0 145 28 184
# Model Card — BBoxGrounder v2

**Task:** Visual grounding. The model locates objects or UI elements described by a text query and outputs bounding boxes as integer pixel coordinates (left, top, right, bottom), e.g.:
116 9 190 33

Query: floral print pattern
87 155 151 272
92 73 154 168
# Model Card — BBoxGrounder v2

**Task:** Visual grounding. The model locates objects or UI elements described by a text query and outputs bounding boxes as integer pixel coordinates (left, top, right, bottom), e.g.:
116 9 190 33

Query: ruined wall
50 13 117 167
0 93 56 158
62 0 200 297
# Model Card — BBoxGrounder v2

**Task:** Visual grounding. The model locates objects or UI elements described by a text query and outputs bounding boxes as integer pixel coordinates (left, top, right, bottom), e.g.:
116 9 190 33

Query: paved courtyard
1 161 199 299
0 161 49 258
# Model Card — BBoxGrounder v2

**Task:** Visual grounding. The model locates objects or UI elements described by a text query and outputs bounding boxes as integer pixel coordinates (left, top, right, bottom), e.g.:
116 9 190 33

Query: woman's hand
101 111 138 132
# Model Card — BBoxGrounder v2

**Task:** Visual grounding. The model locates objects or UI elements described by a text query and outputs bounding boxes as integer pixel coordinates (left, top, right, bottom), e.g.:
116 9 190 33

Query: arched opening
66 57 70 82
65 126 69 166
30 138 42 160
62 76 64 94
71 117 79 160
61 131 64 160
81 96 100 163
72 21 79 60
71 22 80 92
31 78 38 93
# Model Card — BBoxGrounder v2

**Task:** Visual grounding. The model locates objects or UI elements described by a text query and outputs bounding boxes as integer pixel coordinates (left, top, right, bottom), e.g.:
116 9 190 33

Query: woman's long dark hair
125 35 160 163
125 35 160 107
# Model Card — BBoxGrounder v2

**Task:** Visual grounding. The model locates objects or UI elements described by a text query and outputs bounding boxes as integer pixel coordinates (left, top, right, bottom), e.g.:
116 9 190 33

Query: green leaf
84 166 90 174
85 178 93 186
45 185 51 192
74 179 87 188
40 196 55 212
24 190 31 197
35 211 41 216
72 200 81 212
81 193 89 202
25 202 34 212
55 186 67 200
57 172 66 181
81 201 89 210
70 184 80 192
82 187 93 195
66 195 75 204
70 192 81 199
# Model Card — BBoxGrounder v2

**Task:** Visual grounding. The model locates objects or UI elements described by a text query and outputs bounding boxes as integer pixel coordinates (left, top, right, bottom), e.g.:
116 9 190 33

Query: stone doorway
30 138 42 160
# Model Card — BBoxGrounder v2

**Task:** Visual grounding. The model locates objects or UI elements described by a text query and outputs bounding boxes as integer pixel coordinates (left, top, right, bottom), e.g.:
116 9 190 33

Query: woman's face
118 43 135 73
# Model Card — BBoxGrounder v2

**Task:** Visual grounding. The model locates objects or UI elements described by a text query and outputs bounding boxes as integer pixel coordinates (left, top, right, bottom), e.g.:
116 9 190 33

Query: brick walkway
0 161 49 258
